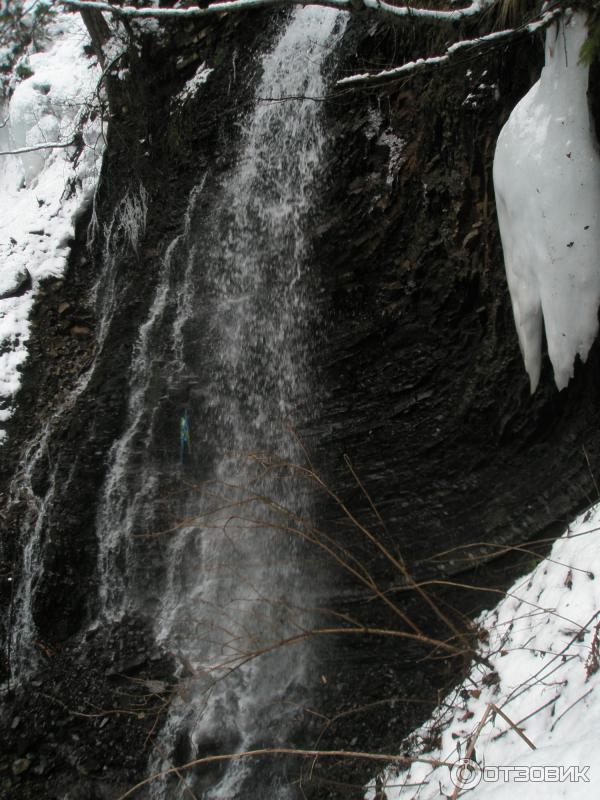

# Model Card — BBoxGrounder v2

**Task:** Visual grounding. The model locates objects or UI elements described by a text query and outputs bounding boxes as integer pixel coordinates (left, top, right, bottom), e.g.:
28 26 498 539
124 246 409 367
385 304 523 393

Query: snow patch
378 128 405 185
365 106 383 140
174 61 213 105
365 500 600 799
493 11 600 392
0 13 104 442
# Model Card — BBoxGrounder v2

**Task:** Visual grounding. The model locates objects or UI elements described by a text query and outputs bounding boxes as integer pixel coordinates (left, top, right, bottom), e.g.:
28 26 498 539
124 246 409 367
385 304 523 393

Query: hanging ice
493 11 600 392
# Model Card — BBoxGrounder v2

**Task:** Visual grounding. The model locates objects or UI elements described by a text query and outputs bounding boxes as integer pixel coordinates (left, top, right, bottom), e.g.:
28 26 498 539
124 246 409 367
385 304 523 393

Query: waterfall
142 6 345 797
1 182 147 678
4 3 345 794
94 181 202 619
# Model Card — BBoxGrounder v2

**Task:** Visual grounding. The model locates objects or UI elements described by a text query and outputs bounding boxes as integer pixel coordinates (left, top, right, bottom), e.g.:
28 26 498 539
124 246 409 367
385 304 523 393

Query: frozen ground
0 11 103 442
366 502 600 799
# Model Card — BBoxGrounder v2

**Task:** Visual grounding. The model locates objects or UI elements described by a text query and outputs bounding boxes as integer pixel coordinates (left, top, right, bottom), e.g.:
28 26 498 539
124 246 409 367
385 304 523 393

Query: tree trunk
79 8 110 66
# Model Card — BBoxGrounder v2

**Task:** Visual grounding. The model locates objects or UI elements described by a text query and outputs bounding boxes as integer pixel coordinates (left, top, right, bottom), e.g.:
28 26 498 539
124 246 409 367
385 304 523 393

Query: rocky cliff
1 7 599 799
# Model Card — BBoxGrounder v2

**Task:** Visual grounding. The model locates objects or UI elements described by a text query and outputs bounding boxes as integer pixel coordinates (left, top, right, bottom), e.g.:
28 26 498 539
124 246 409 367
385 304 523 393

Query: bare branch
199 624 467 679
116 746 454 800
491 702 537 750
338 7 562 87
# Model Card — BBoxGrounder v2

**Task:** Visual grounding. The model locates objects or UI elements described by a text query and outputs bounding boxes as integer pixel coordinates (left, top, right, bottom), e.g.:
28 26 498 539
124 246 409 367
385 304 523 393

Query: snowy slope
493 11 600 393
0 11 104 442
366 503 600 799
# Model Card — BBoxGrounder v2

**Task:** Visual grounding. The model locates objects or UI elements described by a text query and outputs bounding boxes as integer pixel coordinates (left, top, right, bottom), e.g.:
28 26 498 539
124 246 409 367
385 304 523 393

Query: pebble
12 758 30 776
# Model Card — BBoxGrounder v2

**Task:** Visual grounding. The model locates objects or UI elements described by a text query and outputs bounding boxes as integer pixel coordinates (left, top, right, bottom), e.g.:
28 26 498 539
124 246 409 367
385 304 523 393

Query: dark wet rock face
0 616 175 800
312 21 598 576
1 10 600 800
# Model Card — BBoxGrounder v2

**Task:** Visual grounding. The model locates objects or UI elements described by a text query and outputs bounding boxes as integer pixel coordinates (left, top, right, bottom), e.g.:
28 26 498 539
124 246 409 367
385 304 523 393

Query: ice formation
493 11 600 392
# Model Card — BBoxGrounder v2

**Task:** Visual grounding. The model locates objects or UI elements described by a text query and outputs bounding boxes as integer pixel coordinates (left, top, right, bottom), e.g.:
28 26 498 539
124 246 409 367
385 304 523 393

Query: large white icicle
493 11 600 392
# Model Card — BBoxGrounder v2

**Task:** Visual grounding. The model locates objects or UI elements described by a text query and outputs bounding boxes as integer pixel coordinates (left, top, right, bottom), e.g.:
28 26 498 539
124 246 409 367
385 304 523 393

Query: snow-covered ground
366 502 600 799
0 11 104 442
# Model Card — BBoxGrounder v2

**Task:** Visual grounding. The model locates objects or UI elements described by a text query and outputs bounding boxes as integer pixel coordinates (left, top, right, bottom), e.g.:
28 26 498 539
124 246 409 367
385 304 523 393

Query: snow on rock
0 12 104 442
366 501 600 799
174 61 213 106
493 11 600 393
378 128 406 186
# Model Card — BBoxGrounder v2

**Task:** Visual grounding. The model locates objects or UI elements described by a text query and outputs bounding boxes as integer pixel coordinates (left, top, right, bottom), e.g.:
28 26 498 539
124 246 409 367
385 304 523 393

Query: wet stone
69 325 91 337
12 758 30 776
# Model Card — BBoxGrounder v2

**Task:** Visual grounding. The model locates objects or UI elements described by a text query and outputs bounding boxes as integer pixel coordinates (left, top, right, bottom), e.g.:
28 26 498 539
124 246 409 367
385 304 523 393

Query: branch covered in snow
0 138 78 157
60 0 493 23
338 7 562 86
60 0 352 19
361 0 490 23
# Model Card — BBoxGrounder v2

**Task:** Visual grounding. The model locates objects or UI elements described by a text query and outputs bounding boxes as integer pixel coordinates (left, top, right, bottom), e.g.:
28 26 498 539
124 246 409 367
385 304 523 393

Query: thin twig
549 688 594 732
490 703 536 750
116 747 454 799
450 703 492 800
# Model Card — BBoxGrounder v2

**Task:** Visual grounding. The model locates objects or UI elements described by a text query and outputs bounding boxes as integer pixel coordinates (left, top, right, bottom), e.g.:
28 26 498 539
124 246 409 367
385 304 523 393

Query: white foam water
146 7 346 798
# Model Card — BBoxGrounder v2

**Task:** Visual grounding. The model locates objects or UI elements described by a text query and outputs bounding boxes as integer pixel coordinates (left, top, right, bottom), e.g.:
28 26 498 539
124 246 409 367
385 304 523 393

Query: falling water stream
2 182 149 677
94 6 346 798
3 5 345 796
